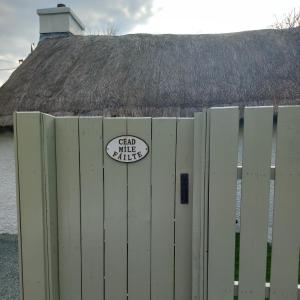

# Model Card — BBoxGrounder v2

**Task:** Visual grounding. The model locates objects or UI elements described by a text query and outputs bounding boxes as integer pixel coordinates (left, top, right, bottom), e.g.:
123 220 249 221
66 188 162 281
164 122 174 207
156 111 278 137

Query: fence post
14 112 58 300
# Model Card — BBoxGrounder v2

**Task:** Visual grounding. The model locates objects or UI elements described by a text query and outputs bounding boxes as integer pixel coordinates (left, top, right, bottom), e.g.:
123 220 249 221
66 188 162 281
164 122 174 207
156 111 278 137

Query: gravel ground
0 234 19 300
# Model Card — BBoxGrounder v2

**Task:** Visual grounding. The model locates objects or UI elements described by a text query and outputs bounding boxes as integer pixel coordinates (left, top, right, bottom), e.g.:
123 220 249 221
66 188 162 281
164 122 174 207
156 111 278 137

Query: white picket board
15 112 48 300
202 111 210 300
13 114 24 300
56 117 81 300
192 112 208 300
103 118 127 300
42 114 59 300
270 106 300 300
79 117 104 300
207 107 239 300
238 107 273 300
127 118 152 300
175 118 194 300
151 118 177 300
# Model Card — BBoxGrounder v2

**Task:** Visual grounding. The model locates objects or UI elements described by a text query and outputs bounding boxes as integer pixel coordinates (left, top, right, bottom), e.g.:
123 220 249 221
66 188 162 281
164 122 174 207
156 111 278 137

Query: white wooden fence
14 106 300 300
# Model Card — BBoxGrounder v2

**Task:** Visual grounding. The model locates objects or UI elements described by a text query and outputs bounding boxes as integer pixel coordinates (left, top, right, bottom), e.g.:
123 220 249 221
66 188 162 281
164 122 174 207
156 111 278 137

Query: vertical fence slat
56 117 81 300
42 114 59 300
175 118 194 300
13 113 24 300
192 112 208 300
103 118 127 300
151 118 177 300
238 107 273 300
127 118 151 300
270 106 300 300
79 117 104 300
207 107 239 300
15 112 48 300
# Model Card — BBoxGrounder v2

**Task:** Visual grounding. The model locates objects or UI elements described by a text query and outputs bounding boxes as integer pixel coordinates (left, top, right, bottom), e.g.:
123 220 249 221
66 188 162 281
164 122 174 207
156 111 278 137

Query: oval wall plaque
106 135 149 163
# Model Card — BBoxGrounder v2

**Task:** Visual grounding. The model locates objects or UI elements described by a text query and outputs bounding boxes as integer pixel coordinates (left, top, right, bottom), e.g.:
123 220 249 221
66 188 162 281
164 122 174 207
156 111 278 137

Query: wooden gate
14 114 194 300
14 106 300 300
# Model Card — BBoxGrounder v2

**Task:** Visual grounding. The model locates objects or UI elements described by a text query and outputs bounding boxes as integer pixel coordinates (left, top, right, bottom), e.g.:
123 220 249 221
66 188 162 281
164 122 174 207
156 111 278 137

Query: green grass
233 233 300 300
234 233 272 282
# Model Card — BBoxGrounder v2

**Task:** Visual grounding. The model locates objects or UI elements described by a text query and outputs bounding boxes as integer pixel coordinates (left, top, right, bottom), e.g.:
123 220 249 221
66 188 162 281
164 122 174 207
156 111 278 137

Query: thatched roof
1 28 300 126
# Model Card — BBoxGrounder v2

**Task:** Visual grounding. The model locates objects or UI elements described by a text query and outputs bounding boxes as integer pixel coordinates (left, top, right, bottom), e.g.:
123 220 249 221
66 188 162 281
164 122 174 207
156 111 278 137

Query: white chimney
37 4 85 40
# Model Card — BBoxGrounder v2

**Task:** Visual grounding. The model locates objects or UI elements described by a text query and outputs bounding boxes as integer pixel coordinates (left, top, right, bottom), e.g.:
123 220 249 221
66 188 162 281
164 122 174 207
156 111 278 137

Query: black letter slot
180 173 189 204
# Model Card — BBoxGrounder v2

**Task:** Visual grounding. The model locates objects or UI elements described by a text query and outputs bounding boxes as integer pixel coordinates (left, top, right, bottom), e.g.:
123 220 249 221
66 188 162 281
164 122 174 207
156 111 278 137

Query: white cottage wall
0 131 17 233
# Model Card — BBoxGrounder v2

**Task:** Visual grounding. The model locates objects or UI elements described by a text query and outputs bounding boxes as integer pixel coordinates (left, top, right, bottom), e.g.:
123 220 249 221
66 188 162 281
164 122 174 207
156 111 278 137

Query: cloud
132 0 299 34
0 0 154 86
77 0 153 33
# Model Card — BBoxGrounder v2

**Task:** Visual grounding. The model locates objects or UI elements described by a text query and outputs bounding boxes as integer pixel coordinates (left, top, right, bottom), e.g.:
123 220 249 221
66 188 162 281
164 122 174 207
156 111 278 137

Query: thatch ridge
1 28 300 125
